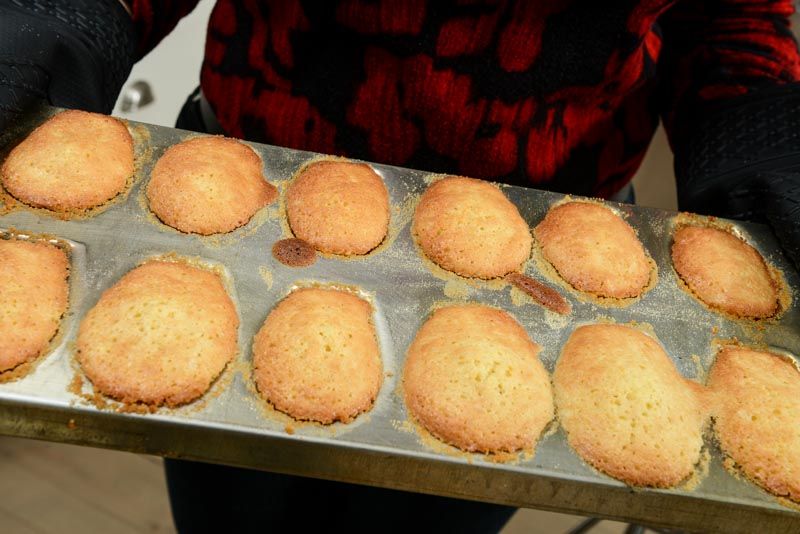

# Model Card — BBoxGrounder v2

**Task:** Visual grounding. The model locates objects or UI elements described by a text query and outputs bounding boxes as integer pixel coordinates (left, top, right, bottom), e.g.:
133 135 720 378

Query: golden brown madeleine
77 261 238 407
708 346 800 503
1 110 133 212
672 225 778 318
404 305 553 454
252 287 383 424
286 160 389 255
533 202 652 299
554 324 707 487
413 177 532 279
0 239 69 372
147 136 277 235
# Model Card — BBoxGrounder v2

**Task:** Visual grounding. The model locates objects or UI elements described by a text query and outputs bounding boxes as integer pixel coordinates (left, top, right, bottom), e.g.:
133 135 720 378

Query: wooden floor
0 435 629 534
0 437 172 533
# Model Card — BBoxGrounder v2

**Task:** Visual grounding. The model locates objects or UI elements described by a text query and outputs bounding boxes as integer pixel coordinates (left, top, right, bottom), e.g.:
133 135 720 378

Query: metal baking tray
0 106 798 533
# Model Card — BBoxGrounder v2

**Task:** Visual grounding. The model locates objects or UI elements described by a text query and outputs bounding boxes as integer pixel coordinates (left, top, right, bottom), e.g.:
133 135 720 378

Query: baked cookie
672 225 778 318
0 239 69 372
77 261 238 407
286 160 389 255
252 287 382 424
1 110 133 212
403 305 553 454
708 346 800 503
147 136 277 235
554 324 706 487
413 177 531 279
534 202 652 299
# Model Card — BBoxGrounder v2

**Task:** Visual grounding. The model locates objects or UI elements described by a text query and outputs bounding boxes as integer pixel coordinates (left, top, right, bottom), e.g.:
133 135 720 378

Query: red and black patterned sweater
130 0 800 198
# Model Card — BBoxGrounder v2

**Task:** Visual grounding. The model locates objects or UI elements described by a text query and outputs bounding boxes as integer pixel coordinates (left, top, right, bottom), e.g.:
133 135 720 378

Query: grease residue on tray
258 266 274 289
272 238 317 267
506 272 571 315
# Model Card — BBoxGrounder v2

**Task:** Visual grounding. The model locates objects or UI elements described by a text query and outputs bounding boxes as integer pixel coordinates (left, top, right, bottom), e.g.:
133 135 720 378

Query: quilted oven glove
0 0 135 132
675 83 800 273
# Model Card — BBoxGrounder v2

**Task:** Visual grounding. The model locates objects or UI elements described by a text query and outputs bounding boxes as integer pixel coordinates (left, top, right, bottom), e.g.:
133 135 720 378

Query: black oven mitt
0 0 135 131
675 83 800 272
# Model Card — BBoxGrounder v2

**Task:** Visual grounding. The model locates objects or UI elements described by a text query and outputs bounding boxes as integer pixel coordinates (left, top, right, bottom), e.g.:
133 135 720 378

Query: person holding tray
1 1 799 532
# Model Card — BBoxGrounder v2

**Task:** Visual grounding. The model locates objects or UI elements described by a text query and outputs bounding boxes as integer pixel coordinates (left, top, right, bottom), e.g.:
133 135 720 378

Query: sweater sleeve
658 0 800 145
130 0 203 58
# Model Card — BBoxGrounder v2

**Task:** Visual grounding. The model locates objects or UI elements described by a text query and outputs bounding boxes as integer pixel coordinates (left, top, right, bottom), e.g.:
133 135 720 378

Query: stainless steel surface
119 80 155 113
0 106 798 533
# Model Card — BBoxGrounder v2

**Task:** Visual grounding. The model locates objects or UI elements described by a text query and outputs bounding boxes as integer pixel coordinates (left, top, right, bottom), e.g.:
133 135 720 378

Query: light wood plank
0 507 44 534
0 436 174 533
503 509 628 534
0 452 140 533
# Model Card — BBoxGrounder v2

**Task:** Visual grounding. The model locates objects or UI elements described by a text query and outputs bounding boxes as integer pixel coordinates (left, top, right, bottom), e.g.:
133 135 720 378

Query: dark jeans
164 90 516 534
165 459 516 534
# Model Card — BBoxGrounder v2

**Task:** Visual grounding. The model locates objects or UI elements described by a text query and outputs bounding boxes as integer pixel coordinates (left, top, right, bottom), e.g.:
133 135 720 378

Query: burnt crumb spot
506 272 571 315
272 238 317 267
